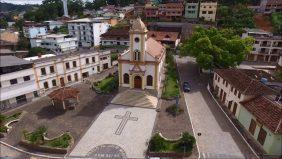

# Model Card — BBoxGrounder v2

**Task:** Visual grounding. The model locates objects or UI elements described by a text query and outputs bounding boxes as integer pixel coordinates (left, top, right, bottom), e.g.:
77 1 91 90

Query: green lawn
96 76 118 93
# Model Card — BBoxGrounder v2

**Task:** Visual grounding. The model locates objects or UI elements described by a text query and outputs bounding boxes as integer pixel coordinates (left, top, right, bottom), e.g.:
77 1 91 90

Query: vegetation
271 13 282 35
217 5 255 31
149 132 195 152
28 47 46 57
0 2 37 12
0 19 8 29
166 104 183 117
274 71 282 82
95 75 118 93
162 54 180 99
53 25 69 34
180 27 254 70
217 0 259 6
111 54 118 61
23 126 72 148
0 112 22 134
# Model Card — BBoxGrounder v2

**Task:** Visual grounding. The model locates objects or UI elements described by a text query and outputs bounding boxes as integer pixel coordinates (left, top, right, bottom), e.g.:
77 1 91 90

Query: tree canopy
271 13 282 35
180 27 254 69
217 5 255 30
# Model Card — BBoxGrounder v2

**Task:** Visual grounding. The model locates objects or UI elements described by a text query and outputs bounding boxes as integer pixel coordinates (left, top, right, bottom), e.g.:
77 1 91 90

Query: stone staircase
111 89 158 109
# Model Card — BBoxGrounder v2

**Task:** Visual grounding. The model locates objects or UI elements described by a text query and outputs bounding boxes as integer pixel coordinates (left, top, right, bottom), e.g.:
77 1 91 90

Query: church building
118 18 166 92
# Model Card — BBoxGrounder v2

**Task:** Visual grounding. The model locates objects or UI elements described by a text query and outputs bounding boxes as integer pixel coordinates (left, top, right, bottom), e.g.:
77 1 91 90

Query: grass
271 13 282 34
95 75 118 93
162 54 180 99
44 133 72 148
0 112 22 134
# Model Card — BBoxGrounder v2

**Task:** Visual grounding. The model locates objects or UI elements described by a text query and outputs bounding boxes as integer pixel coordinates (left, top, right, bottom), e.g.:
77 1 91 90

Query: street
176 56 256 158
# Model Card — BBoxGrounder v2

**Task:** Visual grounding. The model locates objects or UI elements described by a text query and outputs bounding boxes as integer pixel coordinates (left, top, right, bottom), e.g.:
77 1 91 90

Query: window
208 11 213 14
43 82 49 89
123 73 129 84
248 119 257 135
257 127 267 145
86 58 89 64
202 11 207 14
23 76 30 81
134 50 141 61
41 68 46 75
147 75 153 86
92 57 95 63
67 75 72 82
238 92 241 98
234 89 237 95
232 103 237 115
134 37 140 43
10 79 18 85
65 62 70 69
231 86 234 92
73 61 77 67
225 82 228 87
50 66 55 73
52 79 57 86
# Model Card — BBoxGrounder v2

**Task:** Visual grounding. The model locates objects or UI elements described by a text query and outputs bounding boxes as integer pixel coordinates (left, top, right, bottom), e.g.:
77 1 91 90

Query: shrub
177 132 196 152
47 133 71 148
166 104 183 116
29 126 47 145
0 126 8 133
149 133 168 152
0 114 6 125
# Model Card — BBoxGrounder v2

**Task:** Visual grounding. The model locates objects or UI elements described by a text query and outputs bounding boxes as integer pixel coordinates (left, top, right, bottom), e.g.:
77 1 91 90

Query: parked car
183 81 191 92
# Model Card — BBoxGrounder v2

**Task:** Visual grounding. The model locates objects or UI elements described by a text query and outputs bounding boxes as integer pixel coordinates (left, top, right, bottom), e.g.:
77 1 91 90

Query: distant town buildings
213 68 281 156
30 34 78 54
44 20 64 30
259 0 282 13
67 18 112 47
242 29 282 64
184 1 199 19
199 1 217 22
101 27 130 46
147 30 180 48
0 30 19 50
0 56 39 111
23 21 48 38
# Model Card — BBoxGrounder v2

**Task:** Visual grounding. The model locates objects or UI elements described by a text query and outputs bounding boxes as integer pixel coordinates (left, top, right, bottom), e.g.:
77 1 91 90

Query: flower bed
94 75 118 93
166 104 184 117
0 112 22 136
20 126 73 154
148 132 195 157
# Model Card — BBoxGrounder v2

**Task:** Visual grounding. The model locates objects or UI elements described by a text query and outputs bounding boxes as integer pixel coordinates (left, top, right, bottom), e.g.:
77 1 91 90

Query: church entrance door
134 76 142 89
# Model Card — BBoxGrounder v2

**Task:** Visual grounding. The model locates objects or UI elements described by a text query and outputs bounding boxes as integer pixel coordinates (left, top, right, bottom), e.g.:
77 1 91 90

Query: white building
199 1 217 22
25 49 111 94
23 25 48 38
0 56 39 111
30 34 78 54
118 18 166 92
67 18 111 47
242 29 282 64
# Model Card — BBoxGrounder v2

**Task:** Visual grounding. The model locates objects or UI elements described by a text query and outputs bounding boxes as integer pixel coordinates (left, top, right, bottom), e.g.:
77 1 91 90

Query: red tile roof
146 37 165 59
241 96 282 134
147 31 179 42
214 69 276 96
100 27 130 40
48 87 79 101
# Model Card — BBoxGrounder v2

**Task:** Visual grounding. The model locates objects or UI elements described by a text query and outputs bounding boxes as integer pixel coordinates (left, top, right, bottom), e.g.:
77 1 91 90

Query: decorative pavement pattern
114 111 138 135
87 144 127 159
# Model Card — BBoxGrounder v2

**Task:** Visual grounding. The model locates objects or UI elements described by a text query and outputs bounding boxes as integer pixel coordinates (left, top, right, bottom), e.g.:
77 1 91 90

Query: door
97 66 100 72
222 92 227 103
60 77 65 87
257 127 267 145
219 89 223 100
228 101 232 110
134 76 142 89
16 95 27 104
248 119 257 135
74 73 79 81
232 103 237 116
103 63 108 69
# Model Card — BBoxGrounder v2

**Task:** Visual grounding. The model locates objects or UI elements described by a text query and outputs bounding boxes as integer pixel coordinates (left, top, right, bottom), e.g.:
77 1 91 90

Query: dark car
183 81 191 92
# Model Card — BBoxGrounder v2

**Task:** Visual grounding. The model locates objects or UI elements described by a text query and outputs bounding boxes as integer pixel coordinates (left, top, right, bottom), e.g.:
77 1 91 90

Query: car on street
183 81 191 92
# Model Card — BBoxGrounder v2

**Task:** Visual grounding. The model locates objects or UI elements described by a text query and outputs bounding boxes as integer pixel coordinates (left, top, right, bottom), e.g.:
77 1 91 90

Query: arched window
147 75 153 86
123 73 129 84
165 35 170 38
134 50 140 61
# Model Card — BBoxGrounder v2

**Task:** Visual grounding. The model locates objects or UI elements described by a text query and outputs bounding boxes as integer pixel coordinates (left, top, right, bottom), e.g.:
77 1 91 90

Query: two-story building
67 18 111 47
242 29 282 64
159 3 184 21
24 50 111 94
199 1 217 22
30 34 78 54
144 3 159 19
0 56 39 111
100 27 130 46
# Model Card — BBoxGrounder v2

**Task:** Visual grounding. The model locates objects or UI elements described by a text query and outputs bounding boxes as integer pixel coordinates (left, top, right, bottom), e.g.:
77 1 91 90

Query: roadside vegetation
94 74 118 93
166 104 183 117
149 132 195 153
271 13 282 35
162 54 180 99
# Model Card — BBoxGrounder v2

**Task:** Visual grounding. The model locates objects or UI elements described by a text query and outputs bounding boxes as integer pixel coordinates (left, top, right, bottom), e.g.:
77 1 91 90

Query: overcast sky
2 0 93 5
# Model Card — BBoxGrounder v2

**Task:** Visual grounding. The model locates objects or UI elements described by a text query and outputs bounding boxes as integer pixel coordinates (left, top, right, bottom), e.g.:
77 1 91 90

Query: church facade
118 18 166 91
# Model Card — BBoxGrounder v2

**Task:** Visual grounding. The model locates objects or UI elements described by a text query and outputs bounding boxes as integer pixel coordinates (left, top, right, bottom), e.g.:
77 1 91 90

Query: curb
206 84 260 159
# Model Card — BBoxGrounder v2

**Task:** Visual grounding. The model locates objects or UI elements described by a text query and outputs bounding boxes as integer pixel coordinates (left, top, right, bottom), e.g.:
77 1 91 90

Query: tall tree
180 27 254 69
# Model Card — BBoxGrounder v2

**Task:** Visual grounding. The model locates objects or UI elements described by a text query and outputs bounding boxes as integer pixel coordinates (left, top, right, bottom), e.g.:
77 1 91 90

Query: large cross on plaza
114 111 138 135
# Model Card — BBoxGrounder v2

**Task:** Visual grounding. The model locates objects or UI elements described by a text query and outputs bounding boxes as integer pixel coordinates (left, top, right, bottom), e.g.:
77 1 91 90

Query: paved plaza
69 104 157 159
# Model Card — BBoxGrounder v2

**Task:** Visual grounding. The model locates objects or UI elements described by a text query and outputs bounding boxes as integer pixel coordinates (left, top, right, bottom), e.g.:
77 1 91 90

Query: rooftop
0 56 32 67
241 96 282 134
67 17 112 23
145 38 165 59
215 69 277 96
148 31 179 42
0 31 19 43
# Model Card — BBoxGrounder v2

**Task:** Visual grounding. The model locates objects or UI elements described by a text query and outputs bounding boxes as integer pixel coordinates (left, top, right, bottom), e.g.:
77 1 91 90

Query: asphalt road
176 56 256 159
